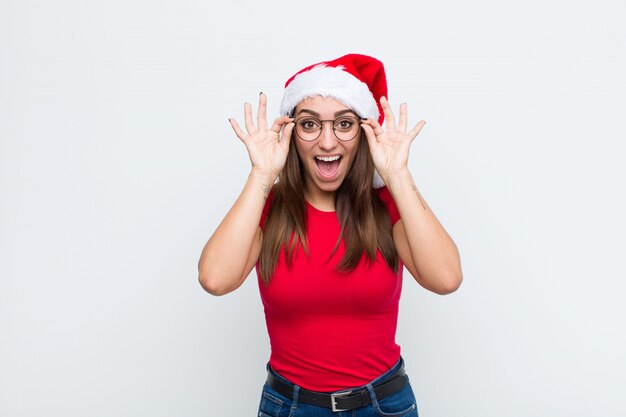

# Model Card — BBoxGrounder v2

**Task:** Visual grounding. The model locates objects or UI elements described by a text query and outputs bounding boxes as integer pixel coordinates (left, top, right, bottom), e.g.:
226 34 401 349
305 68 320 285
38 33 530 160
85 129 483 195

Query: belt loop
291 384 300 411
365 382 380 409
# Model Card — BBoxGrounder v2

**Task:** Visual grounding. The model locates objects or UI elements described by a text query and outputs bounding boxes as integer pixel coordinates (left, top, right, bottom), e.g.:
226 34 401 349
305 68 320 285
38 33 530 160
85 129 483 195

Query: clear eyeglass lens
296 116 360 141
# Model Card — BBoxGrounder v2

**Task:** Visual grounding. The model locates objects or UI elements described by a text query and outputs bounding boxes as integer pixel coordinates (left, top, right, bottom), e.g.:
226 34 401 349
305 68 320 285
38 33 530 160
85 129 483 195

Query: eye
335 117 356 131
299 118 321 131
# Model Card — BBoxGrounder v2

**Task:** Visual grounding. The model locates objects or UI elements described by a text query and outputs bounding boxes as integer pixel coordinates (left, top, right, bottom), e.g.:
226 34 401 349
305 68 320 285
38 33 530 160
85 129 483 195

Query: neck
304 187 336 212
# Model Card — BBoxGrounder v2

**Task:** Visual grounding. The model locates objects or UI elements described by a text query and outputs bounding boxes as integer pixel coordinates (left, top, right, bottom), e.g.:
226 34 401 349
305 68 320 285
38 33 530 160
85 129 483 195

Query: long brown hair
258 131 398 284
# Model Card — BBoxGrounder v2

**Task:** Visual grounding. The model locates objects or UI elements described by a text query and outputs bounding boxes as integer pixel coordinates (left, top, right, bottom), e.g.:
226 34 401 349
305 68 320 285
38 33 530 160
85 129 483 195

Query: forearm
198 170 273 295
385 169 463 294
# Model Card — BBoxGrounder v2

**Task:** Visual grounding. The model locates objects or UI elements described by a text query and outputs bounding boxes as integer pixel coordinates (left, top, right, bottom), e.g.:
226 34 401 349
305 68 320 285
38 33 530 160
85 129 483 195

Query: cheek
292 142 306 165
293 142 315 174
346 141 361 161
295 142 320 167
293 140 308 159
344 140 367 173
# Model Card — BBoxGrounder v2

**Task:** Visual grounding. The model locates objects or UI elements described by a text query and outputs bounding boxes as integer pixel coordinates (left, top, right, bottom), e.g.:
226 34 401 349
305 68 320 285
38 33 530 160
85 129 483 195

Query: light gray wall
1 0 625 416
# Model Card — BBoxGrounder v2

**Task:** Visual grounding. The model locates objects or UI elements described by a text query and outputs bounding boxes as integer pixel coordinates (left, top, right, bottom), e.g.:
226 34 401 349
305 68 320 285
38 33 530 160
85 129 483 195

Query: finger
380 96 396 132
397 102 408 133
270 115 293 134
408 120 426 141
280 121 294 152
244 102 257 134
257 92 268 130
361 124 379 153
228 118 248 142
361 118 385 137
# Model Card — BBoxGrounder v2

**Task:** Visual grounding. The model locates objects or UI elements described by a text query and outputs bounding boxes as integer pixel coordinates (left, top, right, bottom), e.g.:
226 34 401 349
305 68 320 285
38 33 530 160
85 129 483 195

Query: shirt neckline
305 200 337 216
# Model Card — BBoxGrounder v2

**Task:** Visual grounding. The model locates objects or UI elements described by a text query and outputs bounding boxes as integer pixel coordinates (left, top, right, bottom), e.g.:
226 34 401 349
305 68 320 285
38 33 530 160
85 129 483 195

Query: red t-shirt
256 187 403 392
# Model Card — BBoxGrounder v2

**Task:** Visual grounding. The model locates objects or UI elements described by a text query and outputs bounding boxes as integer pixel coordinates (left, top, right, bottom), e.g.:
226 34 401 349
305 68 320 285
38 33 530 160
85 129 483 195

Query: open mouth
315 155 342 178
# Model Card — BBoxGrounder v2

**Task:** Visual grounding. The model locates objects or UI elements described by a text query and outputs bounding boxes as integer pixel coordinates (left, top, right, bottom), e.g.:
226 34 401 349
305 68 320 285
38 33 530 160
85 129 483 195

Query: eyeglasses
293 114 361 142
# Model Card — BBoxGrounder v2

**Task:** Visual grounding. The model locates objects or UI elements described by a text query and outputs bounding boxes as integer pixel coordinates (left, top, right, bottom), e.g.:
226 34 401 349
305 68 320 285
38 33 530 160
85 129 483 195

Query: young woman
198 54 462 416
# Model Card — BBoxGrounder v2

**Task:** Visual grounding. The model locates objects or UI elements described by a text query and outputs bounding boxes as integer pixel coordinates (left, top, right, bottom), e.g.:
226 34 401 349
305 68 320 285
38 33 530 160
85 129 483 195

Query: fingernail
259 91 263 95
360 117 368 121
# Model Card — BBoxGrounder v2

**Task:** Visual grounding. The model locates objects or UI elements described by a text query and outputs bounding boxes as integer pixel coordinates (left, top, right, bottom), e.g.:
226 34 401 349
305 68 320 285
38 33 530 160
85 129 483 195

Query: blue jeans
257 357 419 417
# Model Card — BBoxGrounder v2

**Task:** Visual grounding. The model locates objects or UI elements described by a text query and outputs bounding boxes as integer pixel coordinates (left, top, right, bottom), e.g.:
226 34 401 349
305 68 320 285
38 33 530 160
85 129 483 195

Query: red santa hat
280 53 387 124
280 53 388 187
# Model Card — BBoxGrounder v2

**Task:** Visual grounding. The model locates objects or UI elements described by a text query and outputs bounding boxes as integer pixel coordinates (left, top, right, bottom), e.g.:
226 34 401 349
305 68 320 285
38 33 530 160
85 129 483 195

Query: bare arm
362 97 462 295
198 93 294 296
389 174 462 294
197 171 269 296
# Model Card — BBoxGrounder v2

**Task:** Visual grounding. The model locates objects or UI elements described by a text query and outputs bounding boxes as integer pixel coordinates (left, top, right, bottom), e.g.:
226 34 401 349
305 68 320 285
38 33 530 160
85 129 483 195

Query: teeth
315 155 341 162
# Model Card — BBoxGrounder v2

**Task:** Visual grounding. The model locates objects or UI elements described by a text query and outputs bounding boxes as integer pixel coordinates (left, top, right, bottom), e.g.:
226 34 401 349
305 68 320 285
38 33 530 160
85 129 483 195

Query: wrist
380 168 412 190
249 168 278 189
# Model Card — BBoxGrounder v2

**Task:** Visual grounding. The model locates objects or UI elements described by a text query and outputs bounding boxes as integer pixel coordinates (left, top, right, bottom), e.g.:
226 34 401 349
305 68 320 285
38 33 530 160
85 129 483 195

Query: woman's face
292 96 361 203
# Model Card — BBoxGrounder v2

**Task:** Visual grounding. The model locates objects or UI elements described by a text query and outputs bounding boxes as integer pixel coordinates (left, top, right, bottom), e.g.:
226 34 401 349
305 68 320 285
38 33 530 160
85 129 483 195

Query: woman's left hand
361 97 426 183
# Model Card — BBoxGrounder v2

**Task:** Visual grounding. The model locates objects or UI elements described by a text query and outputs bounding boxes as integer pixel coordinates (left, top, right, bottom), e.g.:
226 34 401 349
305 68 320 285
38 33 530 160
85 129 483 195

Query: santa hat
280 53 388 188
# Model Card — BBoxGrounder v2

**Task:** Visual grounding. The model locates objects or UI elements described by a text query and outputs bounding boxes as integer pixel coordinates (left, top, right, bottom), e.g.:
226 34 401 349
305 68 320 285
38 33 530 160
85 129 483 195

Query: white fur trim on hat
280 65 379 121
372 171 385 188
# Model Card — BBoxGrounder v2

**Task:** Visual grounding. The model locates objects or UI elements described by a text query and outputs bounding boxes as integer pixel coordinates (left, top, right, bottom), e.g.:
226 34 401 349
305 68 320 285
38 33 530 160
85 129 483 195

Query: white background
1 0 625 416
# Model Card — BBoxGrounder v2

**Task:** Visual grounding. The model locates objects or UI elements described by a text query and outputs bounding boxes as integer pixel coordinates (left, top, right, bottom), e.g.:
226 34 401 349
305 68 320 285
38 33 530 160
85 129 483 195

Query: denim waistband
267 355 405 393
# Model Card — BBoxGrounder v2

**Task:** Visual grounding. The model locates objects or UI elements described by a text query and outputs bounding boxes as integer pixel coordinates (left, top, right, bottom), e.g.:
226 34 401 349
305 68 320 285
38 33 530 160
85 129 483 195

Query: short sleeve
375 186 401 225
259 190 275 230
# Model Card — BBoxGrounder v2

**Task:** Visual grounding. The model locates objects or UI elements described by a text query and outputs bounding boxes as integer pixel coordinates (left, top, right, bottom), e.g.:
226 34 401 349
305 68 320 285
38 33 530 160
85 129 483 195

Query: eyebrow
296 109 357 117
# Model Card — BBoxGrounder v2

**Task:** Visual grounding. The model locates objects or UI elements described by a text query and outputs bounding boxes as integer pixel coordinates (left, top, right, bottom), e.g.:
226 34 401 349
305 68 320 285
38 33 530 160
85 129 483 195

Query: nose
318 121 338 150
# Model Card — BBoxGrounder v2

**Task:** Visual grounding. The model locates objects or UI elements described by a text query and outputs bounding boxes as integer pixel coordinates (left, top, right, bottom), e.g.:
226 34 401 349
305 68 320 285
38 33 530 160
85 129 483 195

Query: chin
315 173 347 192
318 182 341 193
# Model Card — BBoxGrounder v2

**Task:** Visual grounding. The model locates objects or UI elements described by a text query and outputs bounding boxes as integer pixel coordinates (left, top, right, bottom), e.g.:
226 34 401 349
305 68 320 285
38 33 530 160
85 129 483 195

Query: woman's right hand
229 93 294 182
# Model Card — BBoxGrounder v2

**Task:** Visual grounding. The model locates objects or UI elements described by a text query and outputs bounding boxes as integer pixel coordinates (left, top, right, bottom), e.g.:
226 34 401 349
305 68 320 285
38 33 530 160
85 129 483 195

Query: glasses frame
291 112 363 142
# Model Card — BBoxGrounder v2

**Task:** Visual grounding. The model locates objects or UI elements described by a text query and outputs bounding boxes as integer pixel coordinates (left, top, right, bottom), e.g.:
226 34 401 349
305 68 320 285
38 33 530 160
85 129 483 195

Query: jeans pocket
258 385 284 417
375 380 419 417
